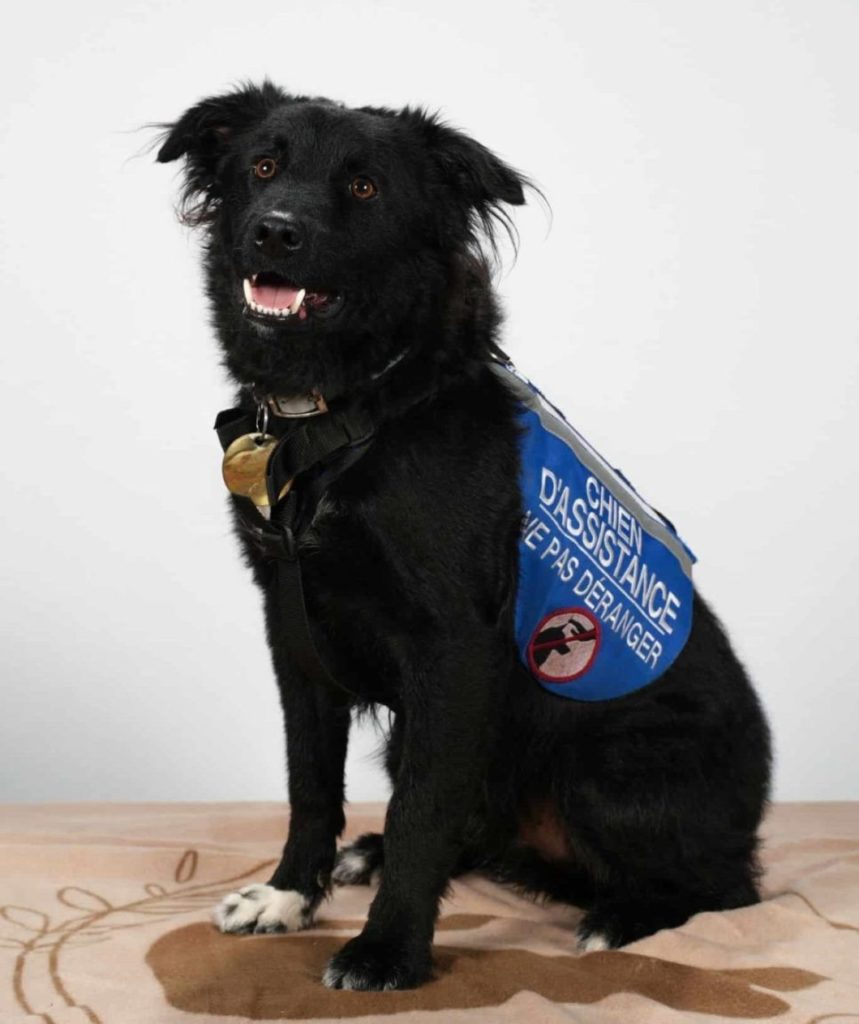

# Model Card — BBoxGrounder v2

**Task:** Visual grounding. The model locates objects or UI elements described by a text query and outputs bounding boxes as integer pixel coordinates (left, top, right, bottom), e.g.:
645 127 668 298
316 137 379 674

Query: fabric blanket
0 802 856 1023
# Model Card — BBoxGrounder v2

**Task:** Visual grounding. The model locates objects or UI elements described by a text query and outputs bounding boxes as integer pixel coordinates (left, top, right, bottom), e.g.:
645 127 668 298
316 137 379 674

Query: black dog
156 82 771 991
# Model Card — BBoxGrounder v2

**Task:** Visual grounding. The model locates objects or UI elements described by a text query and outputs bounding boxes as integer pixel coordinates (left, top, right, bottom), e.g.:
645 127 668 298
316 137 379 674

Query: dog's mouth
242 272 345 322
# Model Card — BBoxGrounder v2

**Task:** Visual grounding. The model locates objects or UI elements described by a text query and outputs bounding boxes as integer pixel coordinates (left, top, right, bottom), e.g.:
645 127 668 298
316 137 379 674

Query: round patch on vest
528 608 601 683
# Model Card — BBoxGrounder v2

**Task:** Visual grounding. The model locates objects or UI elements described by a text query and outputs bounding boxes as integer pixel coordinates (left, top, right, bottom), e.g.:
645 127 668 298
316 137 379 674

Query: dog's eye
350 176 378 201
253 158 278 180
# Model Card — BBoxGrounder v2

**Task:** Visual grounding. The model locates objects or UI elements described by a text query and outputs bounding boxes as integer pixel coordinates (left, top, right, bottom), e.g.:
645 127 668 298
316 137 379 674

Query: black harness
214 398 377 704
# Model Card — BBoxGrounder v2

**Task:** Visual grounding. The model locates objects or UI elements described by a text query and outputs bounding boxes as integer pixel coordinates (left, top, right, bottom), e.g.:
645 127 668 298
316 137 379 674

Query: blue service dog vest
493 361 696 701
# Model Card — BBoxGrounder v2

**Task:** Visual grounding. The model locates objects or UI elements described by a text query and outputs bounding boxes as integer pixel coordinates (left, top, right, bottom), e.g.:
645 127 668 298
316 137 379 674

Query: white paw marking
213 883 314 934
578 930 611 952
331 848 371 885
322 963 397 991
322 964 343 989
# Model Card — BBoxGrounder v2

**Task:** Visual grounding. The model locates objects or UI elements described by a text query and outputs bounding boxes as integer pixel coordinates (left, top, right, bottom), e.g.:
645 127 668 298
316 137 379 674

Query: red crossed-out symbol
528 608 601 683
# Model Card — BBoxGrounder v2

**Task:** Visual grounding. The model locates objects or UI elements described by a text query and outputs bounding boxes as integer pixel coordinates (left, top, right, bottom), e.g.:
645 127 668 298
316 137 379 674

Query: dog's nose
254 213 304 257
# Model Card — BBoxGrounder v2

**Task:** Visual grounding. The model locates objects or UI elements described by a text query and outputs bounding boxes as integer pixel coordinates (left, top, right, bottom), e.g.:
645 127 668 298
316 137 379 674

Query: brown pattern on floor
1 846 277 1024
784 890 859 933
146 922 824 1020
318 913 496 932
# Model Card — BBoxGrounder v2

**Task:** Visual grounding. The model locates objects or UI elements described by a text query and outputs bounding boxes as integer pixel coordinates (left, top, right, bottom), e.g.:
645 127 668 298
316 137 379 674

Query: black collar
251 345 411 427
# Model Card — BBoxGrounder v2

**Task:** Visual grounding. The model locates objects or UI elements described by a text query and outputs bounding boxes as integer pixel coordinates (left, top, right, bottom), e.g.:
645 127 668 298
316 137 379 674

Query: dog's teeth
251 274 258 284
289 289 306 315
245 294 294 318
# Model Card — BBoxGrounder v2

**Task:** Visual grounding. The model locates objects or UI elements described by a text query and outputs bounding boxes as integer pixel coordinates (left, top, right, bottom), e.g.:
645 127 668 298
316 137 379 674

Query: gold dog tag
222 432 277 507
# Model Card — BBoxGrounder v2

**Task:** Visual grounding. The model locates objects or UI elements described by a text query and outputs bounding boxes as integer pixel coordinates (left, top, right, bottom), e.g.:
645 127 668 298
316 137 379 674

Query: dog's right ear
156 82 286 206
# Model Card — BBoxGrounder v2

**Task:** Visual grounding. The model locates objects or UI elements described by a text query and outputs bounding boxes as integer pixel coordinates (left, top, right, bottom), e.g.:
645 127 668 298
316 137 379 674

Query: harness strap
265 407 374 508
214 404 377 704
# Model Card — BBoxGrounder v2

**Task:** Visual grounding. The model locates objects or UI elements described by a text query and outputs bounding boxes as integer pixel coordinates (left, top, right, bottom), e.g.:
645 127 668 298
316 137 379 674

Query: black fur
157 82 771 990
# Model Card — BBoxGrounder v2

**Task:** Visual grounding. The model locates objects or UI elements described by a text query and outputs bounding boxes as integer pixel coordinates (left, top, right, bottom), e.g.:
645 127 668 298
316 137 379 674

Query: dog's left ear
432 126 526 209
412 113 526 211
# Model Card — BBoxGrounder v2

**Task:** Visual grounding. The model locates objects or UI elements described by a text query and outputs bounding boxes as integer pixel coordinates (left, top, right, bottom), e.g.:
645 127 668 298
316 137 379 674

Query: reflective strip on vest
493 361 696 701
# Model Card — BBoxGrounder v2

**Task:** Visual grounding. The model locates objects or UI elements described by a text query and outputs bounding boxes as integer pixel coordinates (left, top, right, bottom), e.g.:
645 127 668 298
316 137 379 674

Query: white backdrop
1 0 857 803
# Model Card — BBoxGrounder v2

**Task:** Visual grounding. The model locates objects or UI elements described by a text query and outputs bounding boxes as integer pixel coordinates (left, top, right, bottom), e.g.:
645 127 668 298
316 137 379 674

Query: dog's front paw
213 883 315 935
322 933 431 991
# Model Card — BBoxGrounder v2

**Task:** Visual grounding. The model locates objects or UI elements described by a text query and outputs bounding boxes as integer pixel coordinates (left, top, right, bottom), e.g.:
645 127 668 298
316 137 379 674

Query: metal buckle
267 390 329 419
256 401 270 435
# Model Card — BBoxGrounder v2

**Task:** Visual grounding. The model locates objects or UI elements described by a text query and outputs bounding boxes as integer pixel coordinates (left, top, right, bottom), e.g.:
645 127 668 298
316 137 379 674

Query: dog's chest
297 494 340 552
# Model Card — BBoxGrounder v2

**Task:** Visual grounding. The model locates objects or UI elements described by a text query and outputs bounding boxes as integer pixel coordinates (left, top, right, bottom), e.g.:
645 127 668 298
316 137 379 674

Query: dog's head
157 82 527 398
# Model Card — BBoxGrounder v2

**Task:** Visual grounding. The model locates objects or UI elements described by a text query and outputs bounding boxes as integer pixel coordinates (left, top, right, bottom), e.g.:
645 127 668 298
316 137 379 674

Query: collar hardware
266 390 329 419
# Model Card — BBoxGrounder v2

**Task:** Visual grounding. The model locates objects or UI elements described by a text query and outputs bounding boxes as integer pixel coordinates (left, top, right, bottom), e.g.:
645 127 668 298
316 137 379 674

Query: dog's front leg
215 634 350 935
323 625 493 991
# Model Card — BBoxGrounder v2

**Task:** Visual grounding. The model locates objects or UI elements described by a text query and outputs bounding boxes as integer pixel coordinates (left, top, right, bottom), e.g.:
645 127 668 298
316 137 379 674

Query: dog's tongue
252 280 301 310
